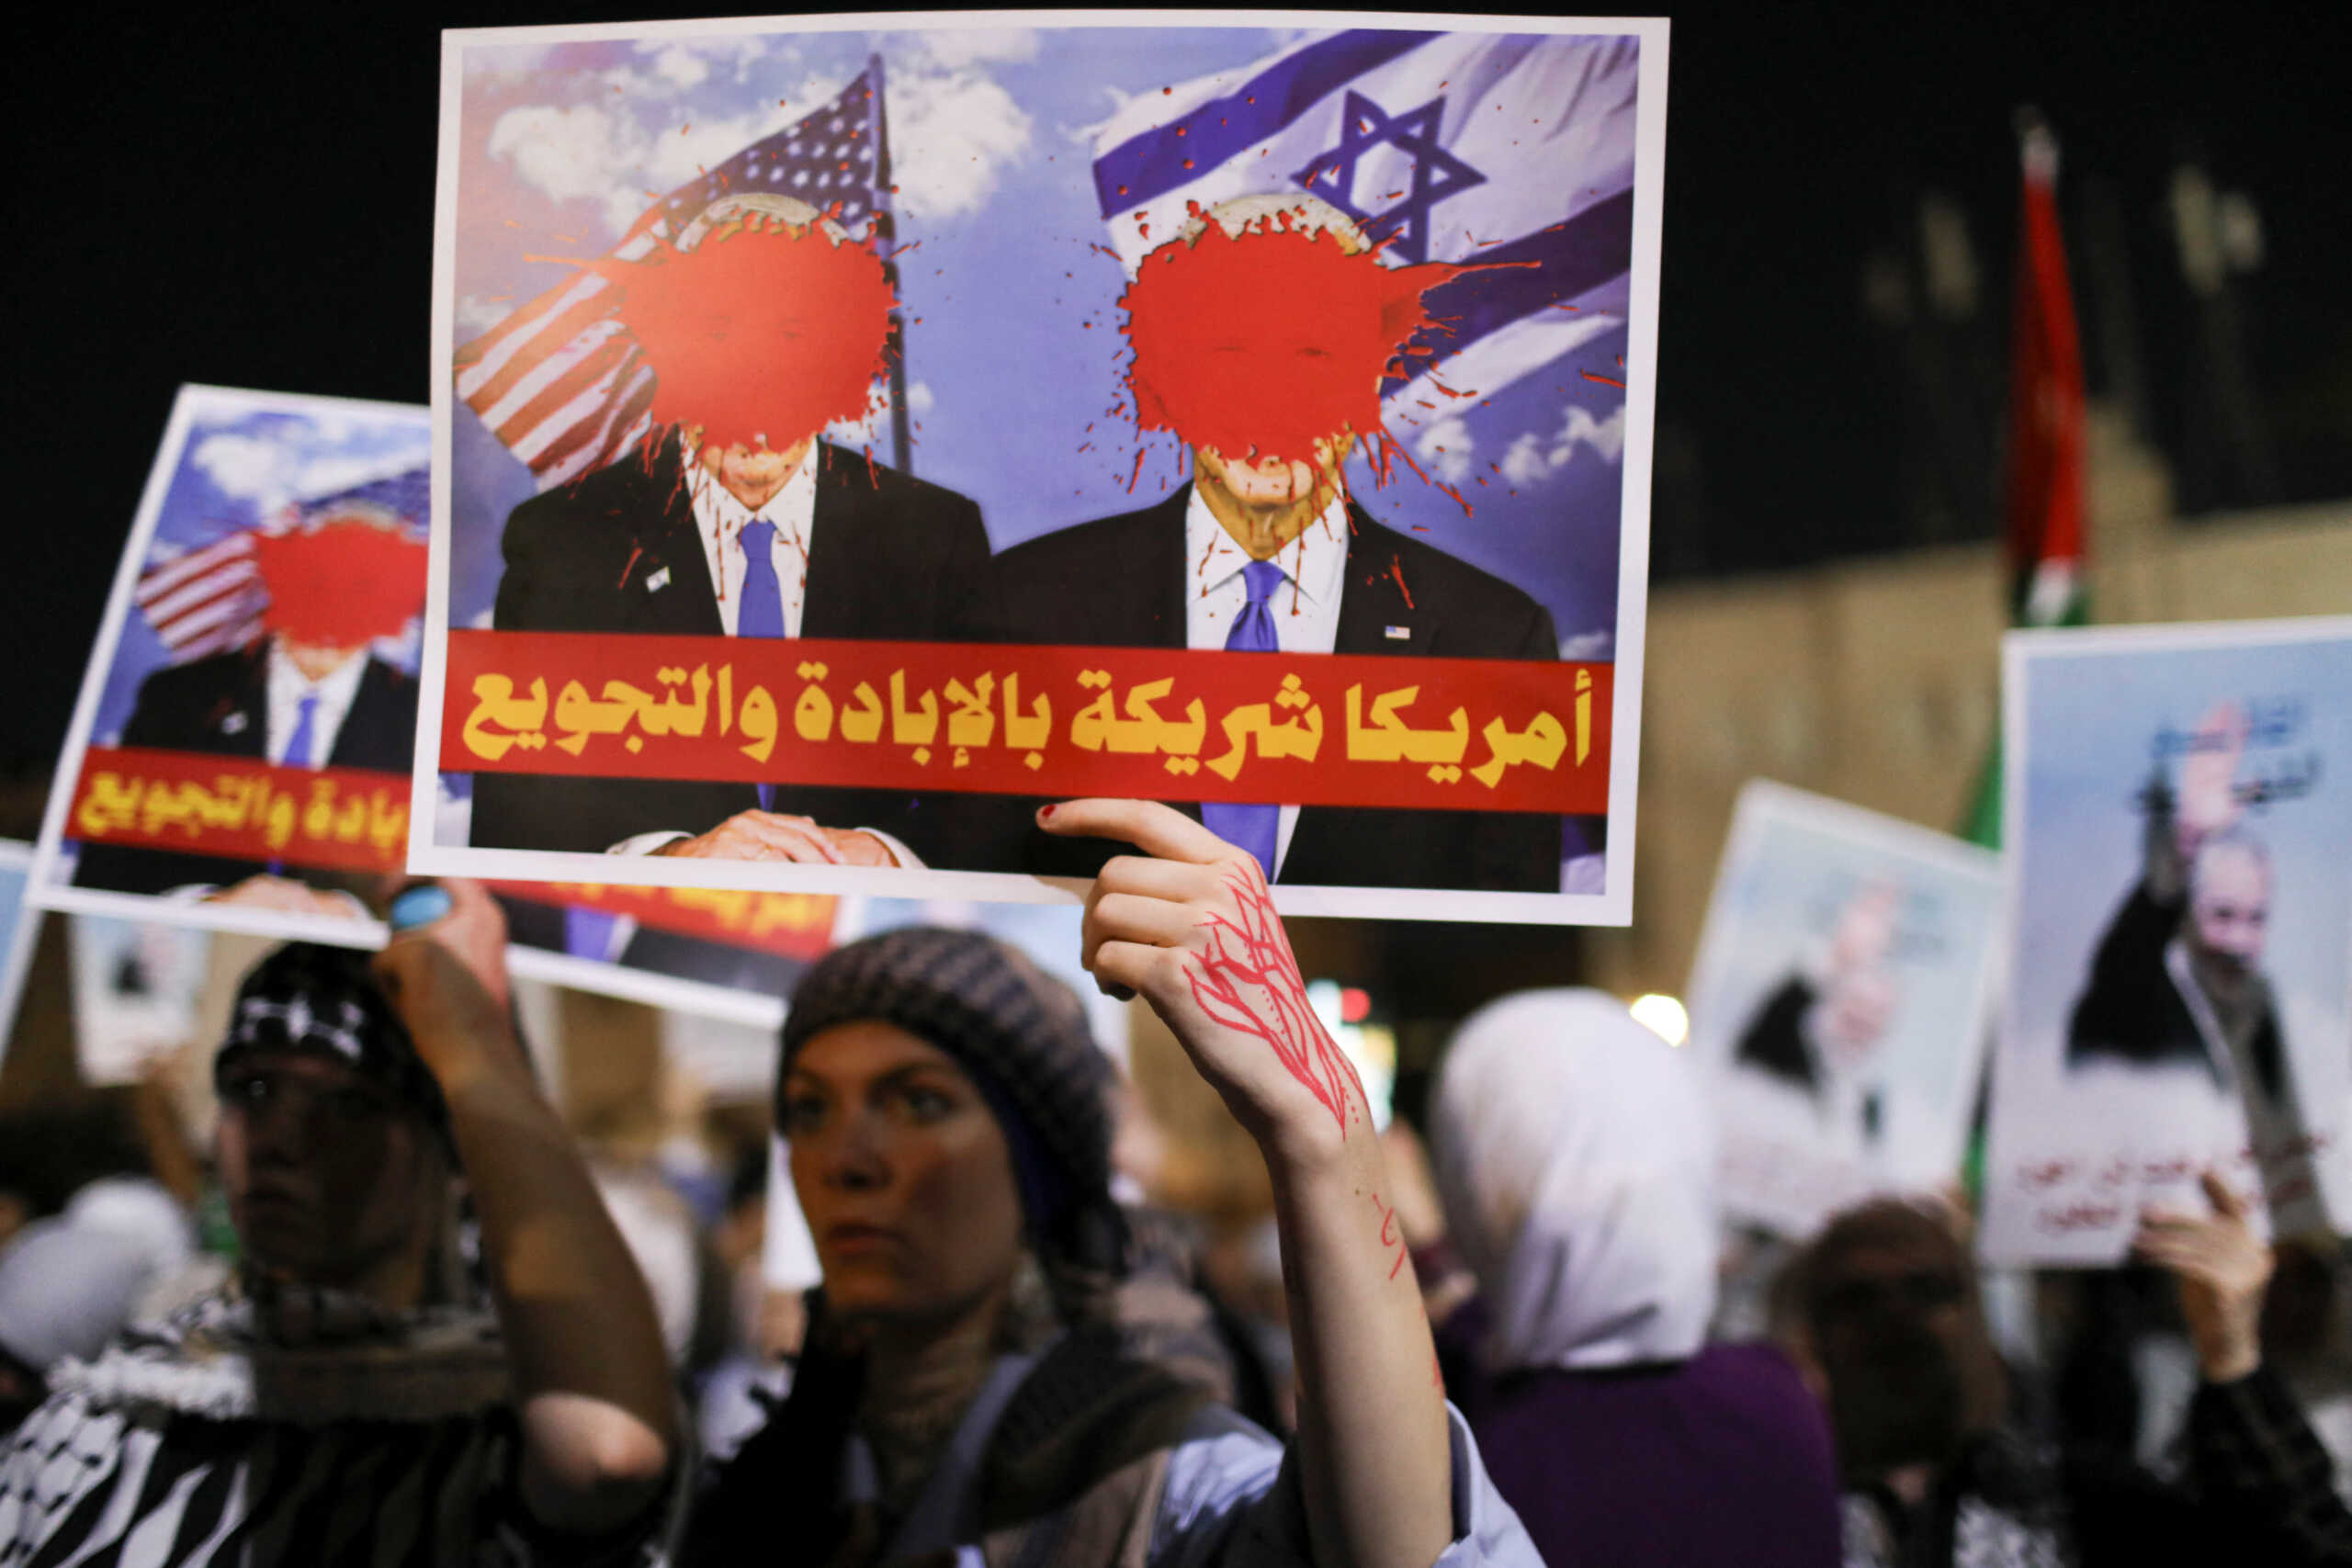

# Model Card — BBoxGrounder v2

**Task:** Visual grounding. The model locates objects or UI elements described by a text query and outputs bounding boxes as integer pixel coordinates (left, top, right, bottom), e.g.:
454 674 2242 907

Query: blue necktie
1201 559 1283 877
283 693 321 769
268 693 320 874
564 908 626 962
737 519 786 810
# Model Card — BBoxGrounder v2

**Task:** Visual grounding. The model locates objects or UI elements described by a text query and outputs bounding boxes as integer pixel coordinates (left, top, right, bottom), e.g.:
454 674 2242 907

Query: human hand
369 879 524 1091
653 811 849 863
1042 799 1366 1162
2176 703 2248 852
2133 1169 2272 1383
205 874 365 918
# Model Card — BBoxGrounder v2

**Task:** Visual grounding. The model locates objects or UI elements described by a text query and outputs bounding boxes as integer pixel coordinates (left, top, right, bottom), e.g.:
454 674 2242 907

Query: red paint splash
253 518 426 646
1579 369 1625 389
1184 863 1363 1137
584 219 896 453
1120 210 1464 470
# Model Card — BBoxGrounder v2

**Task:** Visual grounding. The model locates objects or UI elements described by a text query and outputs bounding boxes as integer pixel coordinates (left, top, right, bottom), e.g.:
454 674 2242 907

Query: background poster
1687 782 2003 1237
418 12 1667 923
1982 618 2352 1266
0 841 38 1067
26 385 836 1021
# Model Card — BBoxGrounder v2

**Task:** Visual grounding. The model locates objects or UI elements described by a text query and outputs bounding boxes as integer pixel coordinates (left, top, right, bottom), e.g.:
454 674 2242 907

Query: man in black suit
469 195 990 873
73 634 417 900
974 196 1562 892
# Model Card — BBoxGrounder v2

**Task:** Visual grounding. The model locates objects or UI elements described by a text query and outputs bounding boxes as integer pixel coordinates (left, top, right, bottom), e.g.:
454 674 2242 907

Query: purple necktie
266 694 320 875
1201 559 1283 877
738 519 786 810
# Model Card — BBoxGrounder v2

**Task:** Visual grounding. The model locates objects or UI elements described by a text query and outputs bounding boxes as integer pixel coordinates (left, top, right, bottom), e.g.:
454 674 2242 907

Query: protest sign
1688 782 2003 1237
1982 617 2352 1265
27 385 835 1021
0 841 38 1067
417 13 1668 922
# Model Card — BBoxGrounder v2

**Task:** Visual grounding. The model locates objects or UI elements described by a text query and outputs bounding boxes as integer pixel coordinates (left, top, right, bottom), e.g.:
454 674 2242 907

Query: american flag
134 466 430 659
455 63 891 491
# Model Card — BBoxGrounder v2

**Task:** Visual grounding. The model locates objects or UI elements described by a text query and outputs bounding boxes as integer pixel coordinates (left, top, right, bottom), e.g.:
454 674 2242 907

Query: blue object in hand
388 885 454 932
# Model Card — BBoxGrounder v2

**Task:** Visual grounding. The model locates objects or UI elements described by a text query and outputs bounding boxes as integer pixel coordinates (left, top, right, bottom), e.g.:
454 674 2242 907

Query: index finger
2200 1168 2249 1222
1038 799 1244 866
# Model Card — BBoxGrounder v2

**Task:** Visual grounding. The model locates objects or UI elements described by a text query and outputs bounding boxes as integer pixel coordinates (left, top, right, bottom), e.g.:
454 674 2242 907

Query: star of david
1292 90 1485 265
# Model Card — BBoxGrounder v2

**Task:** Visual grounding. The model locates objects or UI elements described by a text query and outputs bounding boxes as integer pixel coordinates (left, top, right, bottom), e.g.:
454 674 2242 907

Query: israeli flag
1092 28 1641 430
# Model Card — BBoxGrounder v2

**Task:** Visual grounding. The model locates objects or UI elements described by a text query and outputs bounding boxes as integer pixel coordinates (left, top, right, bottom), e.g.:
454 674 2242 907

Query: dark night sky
8 2 2348 777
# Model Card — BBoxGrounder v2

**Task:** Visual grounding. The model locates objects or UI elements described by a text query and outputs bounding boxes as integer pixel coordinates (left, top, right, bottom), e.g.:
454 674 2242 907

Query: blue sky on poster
447 23 1633 651
91 401 430 743
2010 633 2352 1073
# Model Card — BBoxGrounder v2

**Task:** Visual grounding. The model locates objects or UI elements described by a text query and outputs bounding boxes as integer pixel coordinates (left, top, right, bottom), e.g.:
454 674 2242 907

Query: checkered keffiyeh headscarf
216 943 449 1138
781 927 1125 1275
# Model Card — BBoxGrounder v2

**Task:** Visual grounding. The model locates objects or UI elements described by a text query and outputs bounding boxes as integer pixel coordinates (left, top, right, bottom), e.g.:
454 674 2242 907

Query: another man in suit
469 194 990 870
977 196 1562 891
1734 878 1904 1152
2068 705 2290 1111
74 512 422 907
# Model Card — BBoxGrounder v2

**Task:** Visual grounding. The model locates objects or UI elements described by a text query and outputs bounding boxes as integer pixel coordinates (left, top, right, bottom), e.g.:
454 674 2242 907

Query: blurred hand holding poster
1688 783 2003 1237
1983 618 2352 1265
417 14 1667 923
27 386 838 1023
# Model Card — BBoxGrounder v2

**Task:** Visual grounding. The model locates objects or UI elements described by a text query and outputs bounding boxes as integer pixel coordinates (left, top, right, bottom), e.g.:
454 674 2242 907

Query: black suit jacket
73 644 418 896
973 488 1563 892
1734 976 1823 1093
2066 881 2286 1100
469 437 992 861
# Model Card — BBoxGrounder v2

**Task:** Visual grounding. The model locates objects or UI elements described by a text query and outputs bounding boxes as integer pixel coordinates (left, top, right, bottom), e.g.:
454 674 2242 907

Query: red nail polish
1037 804 1057 821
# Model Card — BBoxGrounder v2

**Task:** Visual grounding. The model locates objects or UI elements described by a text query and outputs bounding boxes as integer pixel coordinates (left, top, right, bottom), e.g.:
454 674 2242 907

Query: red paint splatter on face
1184 863 1363 1137
586 220 896 455
253 519 426 645
1119 215 1464 471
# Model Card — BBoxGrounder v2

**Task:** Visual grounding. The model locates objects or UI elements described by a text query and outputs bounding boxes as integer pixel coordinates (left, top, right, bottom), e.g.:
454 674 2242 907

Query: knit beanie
780 928 1125 1274
215 942 450 1141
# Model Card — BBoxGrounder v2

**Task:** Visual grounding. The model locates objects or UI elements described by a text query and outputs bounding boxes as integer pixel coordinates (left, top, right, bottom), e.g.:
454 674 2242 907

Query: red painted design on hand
1185 864 1362 1136
1373 1191 1408 1280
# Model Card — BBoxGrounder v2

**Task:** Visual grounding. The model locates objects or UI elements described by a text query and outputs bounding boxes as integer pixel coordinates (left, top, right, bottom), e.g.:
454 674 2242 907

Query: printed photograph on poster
417 12 1668 922
1981 617 2352 1266
24 384 841 1023
1685 782 2003 1238
0 841 40 1067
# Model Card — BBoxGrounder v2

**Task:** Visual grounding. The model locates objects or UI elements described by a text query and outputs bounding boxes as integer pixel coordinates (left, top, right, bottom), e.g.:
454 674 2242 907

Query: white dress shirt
264 642 370 768
1183 485 1349 877
613 446 918 866
685 446 818 637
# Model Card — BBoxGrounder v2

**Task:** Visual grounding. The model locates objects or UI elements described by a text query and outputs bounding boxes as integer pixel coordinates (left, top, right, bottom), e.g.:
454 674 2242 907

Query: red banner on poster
492 881 837 961
441 632 1608 815
68 749 410 873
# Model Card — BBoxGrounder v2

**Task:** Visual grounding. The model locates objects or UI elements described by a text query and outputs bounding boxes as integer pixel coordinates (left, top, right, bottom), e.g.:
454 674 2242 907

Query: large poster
1982 618 2352 1266
0 841 38 1068
1687 782 2004 1237
416 13 1667 922
26 385 838 1022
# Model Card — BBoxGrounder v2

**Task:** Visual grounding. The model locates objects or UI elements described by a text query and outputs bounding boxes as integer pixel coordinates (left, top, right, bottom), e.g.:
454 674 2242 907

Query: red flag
2001 121 2087 627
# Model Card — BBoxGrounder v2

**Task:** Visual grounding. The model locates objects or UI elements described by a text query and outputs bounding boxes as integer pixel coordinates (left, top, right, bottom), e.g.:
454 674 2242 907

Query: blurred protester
0 886 678 1566
1801 1179 2352 1566
680 800 1541 1566
0 1175 193 1432
1420 987 1843 1568
694 1150 805 1465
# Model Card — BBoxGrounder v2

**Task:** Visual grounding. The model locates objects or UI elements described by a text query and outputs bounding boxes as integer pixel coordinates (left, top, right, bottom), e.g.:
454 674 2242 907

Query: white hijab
1430 988 1718 1373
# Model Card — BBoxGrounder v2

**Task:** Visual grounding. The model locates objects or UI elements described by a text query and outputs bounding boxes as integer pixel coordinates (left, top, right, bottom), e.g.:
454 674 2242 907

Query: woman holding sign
678 799 1538 1567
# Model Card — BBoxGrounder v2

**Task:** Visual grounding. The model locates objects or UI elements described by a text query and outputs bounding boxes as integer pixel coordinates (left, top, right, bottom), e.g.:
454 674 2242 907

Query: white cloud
1499 403 1626 488
891 71 1032 222
651 46 710 90
1062 85 1136 150
1559 628 1614 660
190 434 285 504
823 379 932 448
1414 417 1474 485
906 380 935 415
488 103 639 210
910 28 1040 69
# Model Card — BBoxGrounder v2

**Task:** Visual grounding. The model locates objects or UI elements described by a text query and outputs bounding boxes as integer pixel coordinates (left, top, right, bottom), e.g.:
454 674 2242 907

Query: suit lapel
1332 505 1438 657
801 445 868 641
1144 487 1191 650
619 440 724 636
212 650 269 759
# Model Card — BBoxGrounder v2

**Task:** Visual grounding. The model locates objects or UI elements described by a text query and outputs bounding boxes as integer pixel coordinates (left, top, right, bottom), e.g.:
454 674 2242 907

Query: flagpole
869 52 914 476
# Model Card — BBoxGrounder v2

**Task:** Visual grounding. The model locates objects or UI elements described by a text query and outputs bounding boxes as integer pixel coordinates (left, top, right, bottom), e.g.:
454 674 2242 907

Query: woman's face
782 1021 1026 1328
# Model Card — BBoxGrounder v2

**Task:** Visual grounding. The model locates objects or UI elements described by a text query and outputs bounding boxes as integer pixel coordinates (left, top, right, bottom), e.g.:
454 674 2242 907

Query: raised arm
370 879 677 1537
1046 799 1453 1568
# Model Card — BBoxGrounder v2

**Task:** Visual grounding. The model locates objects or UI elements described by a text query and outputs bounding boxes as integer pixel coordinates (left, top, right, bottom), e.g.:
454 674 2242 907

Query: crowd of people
5 799 2351 1566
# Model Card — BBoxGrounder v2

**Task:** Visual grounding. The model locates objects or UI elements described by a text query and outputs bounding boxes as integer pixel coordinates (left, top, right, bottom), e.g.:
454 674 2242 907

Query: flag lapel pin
646 566 672 593
1385 626 1411 640
221 711 250 734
